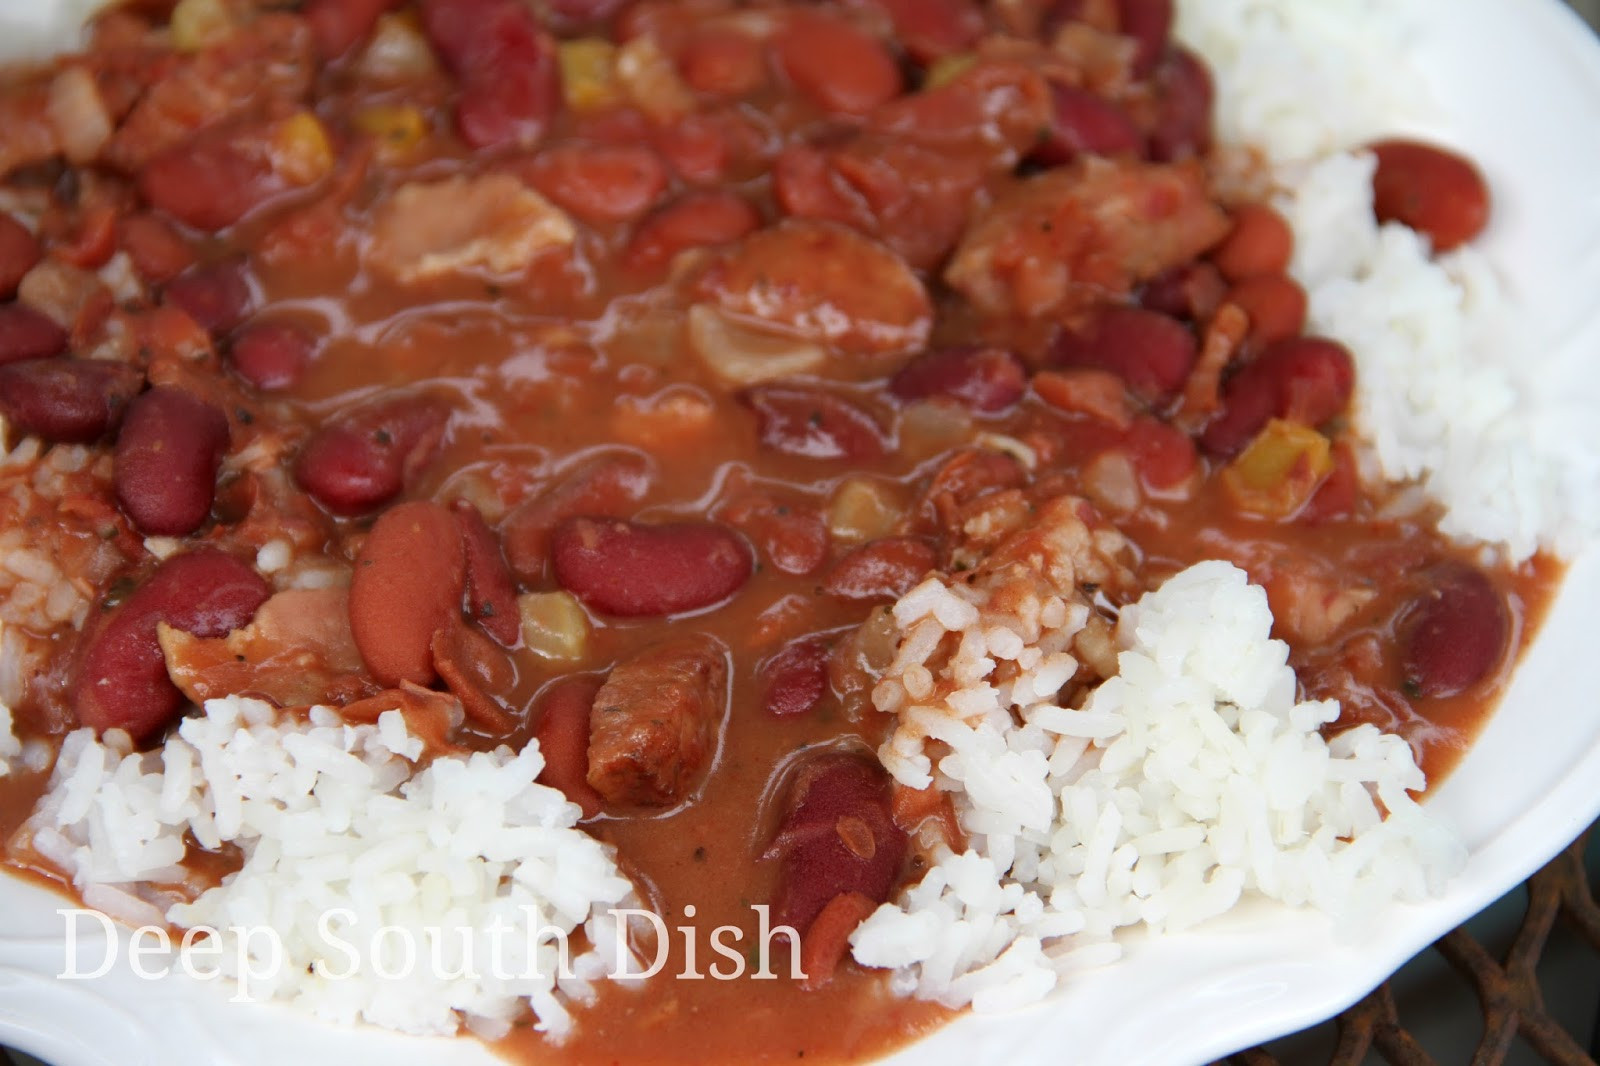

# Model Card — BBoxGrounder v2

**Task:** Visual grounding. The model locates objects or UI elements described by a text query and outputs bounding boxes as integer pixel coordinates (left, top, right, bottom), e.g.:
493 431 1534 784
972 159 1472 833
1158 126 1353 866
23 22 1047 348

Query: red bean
1401 563 1509 698
501 452 654 583
1228 273 1307 348
0 305 68 364
348 500 467 687
0 214 40 300
743 386 887 461
452 500 522 647
114 386 229 537
139 122 288 231
294 395 452 515
1052 306 1196 405
163 261 253 337
890 346 1027 414
1033 84 1143 167
1211 203 1294 282
763 637 832 718
304 0 397 59
531 676 606 818
1118 0 1174 77
1123 415 1196 490
0 359 144 443
872 0 983 64
73 550 269 741
720 493 830 576
421 0 560 150
525 144 667 224
678 27 768 98
1369 139 1490 253
1199 336 1355 456
624 191 761 273
550 516 753 617
823 537 937 601
767 754 907 936
1148 47 1213 163
773 13 903 117
228 321 315 390
1140 261 1227 323
117 214 196 286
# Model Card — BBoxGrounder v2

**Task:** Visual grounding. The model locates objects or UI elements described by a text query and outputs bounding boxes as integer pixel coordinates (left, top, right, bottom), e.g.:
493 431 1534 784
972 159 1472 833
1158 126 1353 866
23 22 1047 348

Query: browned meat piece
691 219 932 360
587 635 728 807
945 157 1230 323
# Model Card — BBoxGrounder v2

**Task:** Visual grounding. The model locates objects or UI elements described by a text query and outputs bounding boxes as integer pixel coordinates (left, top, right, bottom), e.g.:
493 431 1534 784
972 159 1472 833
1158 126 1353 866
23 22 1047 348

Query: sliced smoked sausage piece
587 635 727 807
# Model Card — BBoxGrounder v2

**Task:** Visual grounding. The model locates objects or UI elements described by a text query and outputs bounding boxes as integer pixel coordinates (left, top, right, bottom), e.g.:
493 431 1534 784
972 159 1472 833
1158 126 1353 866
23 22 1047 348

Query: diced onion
169 0 235 52
47 66 110 164
358 14 438 82
686 304 827 387
518 592 590 662
828 477 904 543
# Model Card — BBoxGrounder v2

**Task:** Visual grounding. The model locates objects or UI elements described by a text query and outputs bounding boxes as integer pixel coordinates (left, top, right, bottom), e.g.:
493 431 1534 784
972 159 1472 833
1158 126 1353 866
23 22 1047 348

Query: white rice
851 561 1465 1011
23 696 636 1041
1179 0 1600 560
0 703 20 777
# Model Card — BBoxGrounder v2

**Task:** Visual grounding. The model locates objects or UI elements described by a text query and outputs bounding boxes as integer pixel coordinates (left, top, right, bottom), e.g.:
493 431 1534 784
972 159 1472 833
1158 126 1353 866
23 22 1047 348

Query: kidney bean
421 0 560 150
452 500 521 647
0 358 144 443
525 144 667 225
1228 273 1307 348
1140 261 1227 323
1051 306 1197 405
551 516 753 617
117 214 195 285
679 27 767 98
114 386 229 537
228 321 315 390
1369 139 1490 253
1032 84 1143 167
0 305 68 364
767 754 907 936
763 637 832 718
624 191 762 273
773 13 903 117
139 122 289 231
431 620 516 732
348 500 467 687
74 550 270 741
1199 336 1355 456
890 345 1027 414
163 261 253 337
532 676 606 818
1124 415 1196 490
501 452 653 582
823 537 937 601
294 394 452 515
1118 0 1174 77
1401 563 1509 698
0 213 40 299
743 386 887 461
871 0 983 64
1211 203 1294 282
720 493 830 576
1148 47 1213 163
305 0 397 59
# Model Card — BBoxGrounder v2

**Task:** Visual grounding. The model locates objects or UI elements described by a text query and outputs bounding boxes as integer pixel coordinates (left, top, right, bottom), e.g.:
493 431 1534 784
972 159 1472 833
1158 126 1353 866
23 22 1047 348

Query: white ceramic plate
3 2 1600 1064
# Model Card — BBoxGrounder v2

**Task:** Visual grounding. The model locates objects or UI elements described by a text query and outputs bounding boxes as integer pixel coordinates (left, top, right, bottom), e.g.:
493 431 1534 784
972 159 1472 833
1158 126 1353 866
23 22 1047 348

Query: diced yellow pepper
169 0 234 53
518 591 590 662
272 111 334 186
923 52 977 90
352 105 430 161
1221 418 1334 519
558 38 623 113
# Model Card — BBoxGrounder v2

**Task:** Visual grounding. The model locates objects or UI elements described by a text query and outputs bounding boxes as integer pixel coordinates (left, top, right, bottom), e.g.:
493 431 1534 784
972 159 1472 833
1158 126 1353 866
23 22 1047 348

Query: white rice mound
1178 0 1600 560
850 562 1466 1011
23 696 636 1041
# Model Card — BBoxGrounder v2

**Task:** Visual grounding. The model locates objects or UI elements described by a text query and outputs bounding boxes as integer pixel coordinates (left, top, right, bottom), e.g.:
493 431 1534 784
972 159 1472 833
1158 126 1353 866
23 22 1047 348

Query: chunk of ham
946 157 1229 323
367 173 575 283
